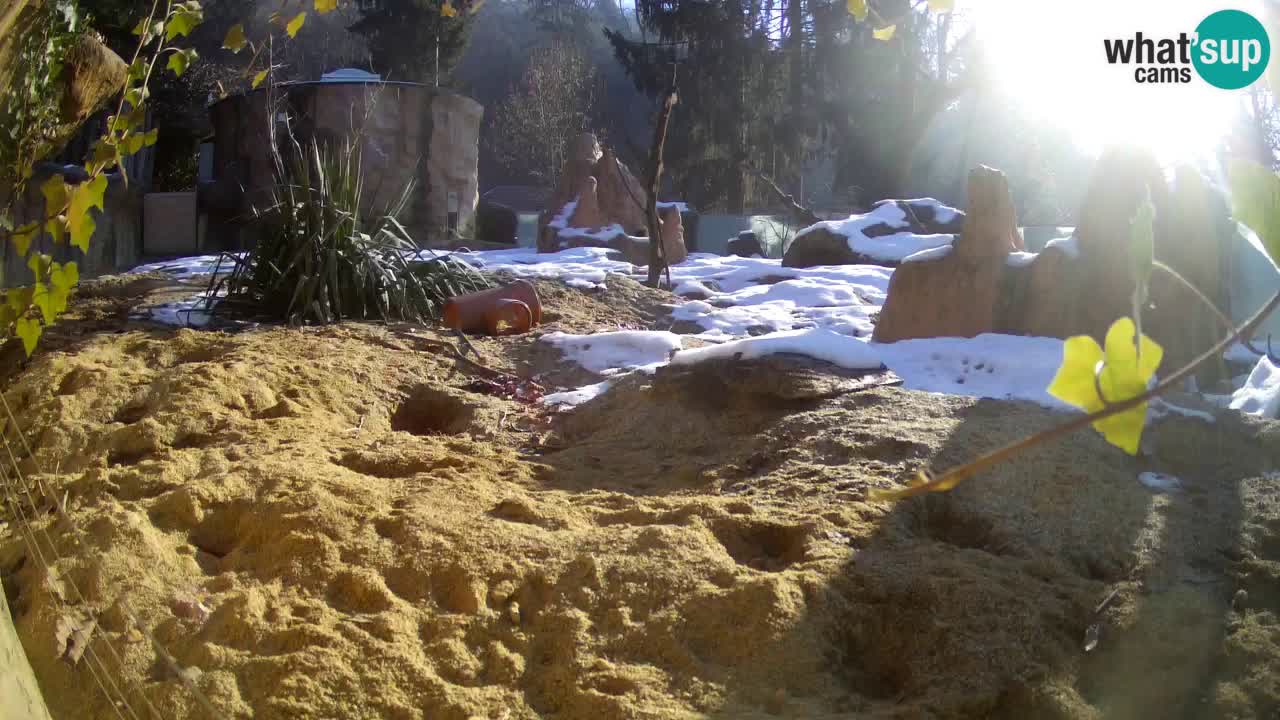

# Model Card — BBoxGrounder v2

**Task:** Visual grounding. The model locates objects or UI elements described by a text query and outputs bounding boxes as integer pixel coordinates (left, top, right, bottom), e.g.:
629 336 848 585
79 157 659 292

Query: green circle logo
1193 9 1271 89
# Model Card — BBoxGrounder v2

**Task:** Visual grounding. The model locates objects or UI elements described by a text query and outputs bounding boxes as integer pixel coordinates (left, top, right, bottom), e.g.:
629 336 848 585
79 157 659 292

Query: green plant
213 131 488 324
0 0 81 210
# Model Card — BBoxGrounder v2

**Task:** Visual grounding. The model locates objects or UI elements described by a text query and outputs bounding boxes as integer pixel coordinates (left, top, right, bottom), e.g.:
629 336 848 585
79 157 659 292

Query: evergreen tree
350 0 472 85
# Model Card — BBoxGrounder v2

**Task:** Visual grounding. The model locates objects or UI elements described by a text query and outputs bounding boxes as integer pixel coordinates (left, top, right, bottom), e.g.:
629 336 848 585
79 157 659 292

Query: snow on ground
874 334 1072 410
671 328 884 370
1230 356 1280 418
791 202 955 264
459 247 636 289
542 331 683 375
543 379 616 408
1138 472 1182 492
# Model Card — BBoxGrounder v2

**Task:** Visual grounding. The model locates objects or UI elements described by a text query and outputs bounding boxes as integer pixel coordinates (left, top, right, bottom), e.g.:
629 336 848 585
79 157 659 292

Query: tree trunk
645 88 678 287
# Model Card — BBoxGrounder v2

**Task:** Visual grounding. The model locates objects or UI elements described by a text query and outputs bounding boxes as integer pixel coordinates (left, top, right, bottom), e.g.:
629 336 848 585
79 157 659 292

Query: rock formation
538 133 687 267
782 198 966 268
873 152 1232 382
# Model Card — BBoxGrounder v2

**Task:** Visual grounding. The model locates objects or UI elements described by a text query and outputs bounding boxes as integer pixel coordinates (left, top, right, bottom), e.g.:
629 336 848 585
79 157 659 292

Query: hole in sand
391 386 474 436
113 402 149 425
711 519 809 572
188 505 244 557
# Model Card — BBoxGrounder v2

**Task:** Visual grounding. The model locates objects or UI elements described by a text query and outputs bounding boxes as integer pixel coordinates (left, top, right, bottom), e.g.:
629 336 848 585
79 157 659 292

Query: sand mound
3 275 1280 719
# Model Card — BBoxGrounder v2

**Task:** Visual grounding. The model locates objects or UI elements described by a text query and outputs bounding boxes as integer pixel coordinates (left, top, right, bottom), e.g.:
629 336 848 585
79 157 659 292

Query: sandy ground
2 273 1280 720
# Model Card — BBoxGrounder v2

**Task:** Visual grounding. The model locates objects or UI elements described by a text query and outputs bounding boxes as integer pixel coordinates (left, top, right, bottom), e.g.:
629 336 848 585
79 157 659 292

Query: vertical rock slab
873 167 1018 342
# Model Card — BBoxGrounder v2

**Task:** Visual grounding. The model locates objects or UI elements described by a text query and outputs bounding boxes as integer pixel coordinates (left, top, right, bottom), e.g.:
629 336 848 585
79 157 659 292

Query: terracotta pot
443 280 542 334
486 299 534 336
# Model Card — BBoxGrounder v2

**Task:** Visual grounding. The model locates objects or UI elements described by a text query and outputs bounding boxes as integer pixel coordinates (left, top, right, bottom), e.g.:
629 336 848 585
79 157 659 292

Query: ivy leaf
166 7 200 41
223 23 247 53
1047 317 1164 455
252 69 269 89
51 261 78 292
40 174 68 214
1229 159 1280 267
847 0 868 21
1129 188 1155 290
10 222 39 257
15 316 41 357
142 129 159 147
68 174 108 253
441 1 458 17
167 48 197 77
46 216 67 245
286 12 307 37
32 282 53 324
928 0 955 11
314 0 337 12
873 24 896 41
127 59 147 82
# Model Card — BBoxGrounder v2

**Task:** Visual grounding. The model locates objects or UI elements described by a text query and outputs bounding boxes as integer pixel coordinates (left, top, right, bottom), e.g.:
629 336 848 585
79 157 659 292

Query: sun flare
971 0 1264 165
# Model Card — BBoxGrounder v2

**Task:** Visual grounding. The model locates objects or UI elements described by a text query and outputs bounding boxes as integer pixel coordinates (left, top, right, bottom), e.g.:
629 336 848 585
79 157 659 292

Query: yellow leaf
9 222 38 257
928 0 955 11
32 282 53 324
314 0 337 13
286 11 307 37
873 24 896 41
1048 317 1163 455
40 175 68 214
15 316 41 357
46 216 67 245
253 69 269 89
223 23 247 53
847 0 867 21
51 261 79 292
441 0 458 17
68 174 109 253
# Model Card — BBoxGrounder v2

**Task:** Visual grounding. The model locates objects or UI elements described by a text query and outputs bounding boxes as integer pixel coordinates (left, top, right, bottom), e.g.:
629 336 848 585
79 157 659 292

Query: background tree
489 42 597 186
349 0 471 84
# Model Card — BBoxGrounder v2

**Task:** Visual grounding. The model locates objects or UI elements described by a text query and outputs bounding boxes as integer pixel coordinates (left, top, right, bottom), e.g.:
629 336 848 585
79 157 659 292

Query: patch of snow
543 379 614 409
1229 356 1280 418
793 203 954 264
873 334 1073 410
1006 251 1038 267
130 254 237 277
656 201 689 213
1044 235 1080 259
543 331 683 375
1148 397 1216 424
903 197 959 224
670 328 884 370
673 280 715 297
136 295 215 327
458 246 635 289
1138 472 1182 492
546 199 578 230
902 245 952 264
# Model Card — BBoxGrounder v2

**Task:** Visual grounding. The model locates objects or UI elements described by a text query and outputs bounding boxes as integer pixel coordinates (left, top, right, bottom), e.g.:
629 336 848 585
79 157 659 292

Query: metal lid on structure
319 68 382 83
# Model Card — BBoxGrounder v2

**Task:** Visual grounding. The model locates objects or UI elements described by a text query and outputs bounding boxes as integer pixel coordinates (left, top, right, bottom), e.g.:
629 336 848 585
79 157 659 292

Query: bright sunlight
973 0 1264 164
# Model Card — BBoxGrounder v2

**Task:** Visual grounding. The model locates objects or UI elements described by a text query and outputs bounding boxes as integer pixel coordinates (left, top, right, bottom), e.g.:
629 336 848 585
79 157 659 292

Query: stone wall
1 577 53 720
1 169 143 289
205 83 483 248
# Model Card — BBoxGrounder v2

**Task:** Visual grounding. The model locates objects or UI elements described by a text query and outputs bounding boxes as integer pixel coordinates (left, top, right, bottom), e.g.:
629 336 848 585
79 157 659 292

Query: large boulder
782 197 963 268
873 168 1016 342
